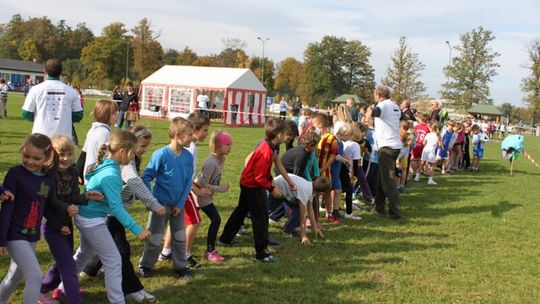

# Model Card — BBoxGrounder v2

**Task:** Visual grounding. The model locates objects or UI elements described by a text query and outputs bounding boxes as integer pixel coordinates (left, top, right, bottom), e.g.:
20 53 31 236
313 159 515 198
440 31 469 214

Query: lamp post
257 37 270 86
445 41 452 84
125 43 130 82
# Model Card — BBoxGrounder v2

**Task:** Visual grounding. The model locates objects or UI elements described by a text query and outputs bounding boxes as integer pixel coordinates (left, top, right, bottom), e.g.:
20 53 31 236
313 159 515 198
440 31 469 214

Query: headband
217 131 232 146
134 128 151 138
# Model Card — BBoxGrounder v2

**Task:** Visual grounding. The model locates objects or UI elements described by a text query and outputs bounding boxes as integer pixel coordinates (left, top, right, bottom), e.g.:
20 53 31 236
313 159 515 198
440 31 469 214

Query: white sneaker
427 179 437 185
352 199 362 206
344 213 362 220
126 290 157 303
414 174 420 182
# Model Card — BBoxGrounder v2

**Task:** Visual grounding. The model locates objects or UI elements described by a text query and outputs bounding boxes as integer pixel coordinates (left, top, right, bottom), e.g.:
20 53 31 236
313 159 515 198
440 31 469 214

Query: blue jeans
267 194 299 233
117 111 131 129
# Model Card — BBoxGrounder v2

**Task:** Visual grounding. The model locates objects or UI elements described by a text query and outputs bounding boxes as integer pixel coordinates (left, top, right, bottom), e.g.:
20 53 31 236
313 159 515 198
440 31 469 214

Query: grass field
1 93 540 303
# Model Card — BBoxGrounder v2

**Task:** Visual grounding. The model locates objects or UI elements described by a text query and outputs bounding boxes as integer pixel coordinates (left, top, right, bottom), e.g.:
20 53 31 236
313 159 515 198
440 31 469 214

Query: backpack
438 108 449 125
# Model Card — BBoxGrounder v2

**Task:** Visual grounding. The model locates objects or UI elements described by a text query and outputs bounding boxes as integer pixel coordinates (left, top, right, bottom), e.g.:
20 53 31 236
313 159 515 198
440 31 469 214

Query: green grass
1 93 540 303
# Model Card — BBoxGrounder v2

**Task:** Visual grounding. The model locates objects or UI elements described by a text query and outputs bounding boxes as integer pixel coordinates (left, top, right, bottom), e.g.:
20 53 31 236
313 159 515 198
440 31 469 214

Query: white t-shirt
82 122 111 183
197 94 209 109
279 99 288 112
423 132 439 152
187 141 198 180
343 140 361 161
22 79 82 138
274 174 313 206
374 99 403 150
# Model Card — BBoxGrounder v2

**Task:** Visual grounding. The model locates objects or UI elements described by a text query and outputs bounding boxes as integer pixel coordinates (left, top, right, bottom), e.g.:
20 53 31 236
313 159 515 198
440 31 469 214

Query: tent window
144 86 164 111
169 88 192 114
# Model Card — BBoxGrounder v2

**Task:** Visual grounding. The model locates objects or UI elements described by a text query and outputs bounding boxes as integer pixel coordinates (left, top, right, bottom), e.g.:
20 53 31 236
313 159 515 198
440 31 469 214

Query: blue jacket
82 158 143 236
143 145 193 209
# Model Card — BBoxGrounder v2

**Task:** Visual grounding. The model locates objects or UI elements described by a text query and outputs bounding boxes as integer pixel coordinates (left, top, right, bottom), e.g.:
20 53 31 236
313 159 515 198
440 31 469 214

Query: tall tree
247 56 274 93
80 22 130 88
441 26 500 110
64 23 94 59
274 57 304 99
343 40 375 103
216 38 248 68
521 39 540 118
303 35 374 104
131 18 164 80
382 37 426 102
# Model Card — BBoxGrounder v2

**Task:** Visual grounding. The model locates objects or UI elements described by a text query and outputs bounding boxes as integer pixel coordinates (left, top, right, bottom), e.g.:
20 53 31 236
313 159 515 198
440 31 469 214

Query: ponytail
86 144 108 174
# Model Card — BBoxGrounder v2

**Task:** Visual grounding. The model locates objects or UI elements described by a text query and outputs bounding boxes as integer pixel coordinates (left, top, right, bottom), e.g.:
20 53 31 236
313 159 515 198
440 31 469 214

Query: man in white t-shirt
365 85 404 220
22 58 83 139
196 90 209 117
270 174 330 245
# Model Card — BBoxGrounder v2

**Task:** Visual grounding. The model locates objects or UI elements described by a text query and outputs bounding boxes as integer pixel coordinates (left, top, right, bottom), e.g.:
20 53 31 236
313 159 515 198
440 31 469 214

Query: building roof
467 104 502 116
331 94 367 105
0 58 44 73
141 65 266 92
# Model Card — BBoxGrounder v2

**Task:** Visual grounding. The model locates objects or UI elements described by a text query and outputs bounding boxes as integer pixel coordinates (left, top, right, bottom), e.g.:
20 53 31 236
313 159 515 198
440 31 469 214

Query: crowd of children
0 95 498 303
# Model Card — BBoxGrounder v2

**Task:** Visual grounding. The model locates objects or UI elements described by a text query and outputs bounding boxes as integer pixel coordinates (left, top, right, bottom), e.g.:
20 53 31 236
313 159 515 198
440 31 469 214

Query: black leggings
201 204 221 252
340 163 353 215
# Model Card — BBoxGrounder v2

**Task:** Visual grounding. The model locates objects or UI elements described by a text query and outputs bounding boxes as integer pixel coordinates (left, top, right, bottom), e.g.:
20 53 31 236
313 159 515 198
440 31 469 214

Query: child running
40 135 103 304
0 134 60 304
194 131 233 263
69 130 151 304
471 124 488 172
139 117 194 279
219 118 285 263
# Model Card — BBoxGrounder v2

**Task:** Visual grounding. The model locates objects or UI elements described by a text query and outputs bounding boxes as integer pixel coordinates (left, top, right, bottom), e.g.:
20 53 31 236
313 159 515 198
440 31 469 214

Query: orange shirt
317 133 338 177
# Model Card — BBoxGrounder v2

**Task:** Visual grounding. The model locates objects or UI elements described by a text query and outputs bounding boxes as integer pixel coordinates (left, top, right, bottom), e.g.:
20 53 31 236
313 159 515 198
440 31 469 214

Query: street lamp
257 37 270 85
445 41 452 84
125 43 130 82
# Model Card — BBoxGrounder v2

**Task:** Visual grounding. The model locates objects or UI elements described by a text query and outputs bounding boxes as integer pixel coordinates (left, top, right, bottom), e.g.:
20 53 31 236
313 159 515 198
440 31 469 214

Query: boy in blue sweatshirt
139 117 194 278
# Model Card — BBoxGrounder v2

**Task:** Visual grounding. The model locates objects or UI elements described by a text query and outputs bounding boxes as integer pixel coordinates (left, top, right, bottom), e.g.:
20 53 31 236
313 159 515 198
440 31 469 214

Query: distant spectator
197 89 209 117
21 58 83 138
429 100 441 124
292 96 302 110
117 82 138 129
400 100 416 121
279 97 288 120
23 78 33 97
346 98 359 122
112 85 123 108
0 78 9 119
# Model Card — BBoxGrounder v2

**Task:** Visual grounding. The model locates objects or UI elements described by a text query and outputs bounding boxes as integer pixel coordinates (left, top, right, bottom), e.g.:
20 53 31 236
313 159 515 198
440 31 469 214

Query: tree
498 102 514 118
216 38 248 68
303 35 374 104
131 18 164 80
521 39 540 120
440 26 500 110
18 38 40 61
80 22 130 88
64 23 94 59
343 40 375 103
274 57 304 99
382 37 426 102
177 47 197 65
246 56 274 93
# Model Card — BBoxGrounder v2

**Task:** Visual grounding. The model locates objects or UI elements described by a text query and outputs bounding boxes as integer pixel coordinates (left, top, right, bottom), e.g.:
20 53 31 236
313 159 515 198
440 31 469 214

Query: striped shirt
317 132 338 177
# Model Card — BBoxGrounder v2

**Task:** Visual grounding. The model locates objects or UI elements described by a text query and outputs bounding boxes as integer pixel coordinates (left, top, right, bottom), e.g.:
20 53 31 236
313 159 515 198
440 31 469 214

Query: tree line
1 14 539 121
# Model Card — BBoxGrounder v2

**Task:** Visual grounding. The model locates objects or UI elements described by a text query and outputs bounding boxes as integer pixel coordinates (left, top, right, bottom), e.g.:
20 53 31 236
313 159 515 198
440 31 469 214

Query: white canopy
141 65 266 92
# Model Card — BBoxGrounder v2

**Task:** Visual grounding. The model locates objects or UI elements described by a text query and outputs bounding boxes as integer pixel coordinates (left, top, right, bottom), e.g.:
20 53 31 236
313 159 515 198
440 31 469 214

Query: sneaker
282 230 300 238
324 215 340 224
187 255 201 269
268 218 279 225
52 289 65 300
138 267 153 278
126 290 157 303
236 226 249 237
39 292 59 304
267 237 280 247
175 267 194 280
256 255 279 263
204 250 225 263
344 213 362 220
414 174 420 182
352 199 362 207
217 238 237 246
159 252 171 261
427 179 437 185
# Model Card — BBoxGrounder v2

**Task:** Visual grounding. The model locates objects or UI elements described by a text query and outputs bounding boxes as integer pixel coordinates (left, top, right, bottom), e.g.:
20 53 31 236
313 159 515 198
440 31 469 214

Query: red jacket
240 140 275 189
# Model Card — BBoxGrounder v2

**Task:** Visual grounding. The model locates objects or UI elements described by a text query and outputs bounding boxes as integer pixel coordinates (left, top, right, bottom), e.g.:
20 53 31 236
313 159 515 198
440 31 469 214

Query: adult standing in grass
0 79 10 119
21 59 84 139
117 82 138 129
365 85 403 220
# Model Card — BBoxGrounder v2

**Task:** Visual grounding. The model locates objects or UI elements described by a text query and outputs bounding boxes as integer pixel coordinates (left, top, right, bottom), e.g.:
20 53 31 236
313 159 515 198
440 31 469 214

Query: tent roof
467 104 502 116
331 94 367 105
141 65 266 91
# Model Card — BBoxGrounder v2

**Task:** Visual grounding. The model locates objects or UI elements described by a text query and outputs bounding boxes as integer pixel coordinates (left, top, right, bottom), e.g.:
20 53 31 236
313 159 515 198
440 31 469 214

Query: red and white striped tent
139 65 267 126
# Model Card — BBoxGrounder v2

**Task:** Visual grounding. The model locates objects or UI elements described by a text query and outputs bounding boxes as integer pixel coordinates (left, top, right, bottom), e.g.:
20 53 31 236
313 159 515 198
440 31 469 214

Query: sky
2 0 540 106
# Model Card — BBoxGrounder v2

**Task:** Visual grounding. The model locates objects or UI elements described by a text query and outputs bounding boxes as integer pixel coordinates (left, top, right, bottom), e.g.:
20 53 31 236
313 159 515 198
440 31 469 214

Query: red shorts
412 145 424 159
183 192 202 225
